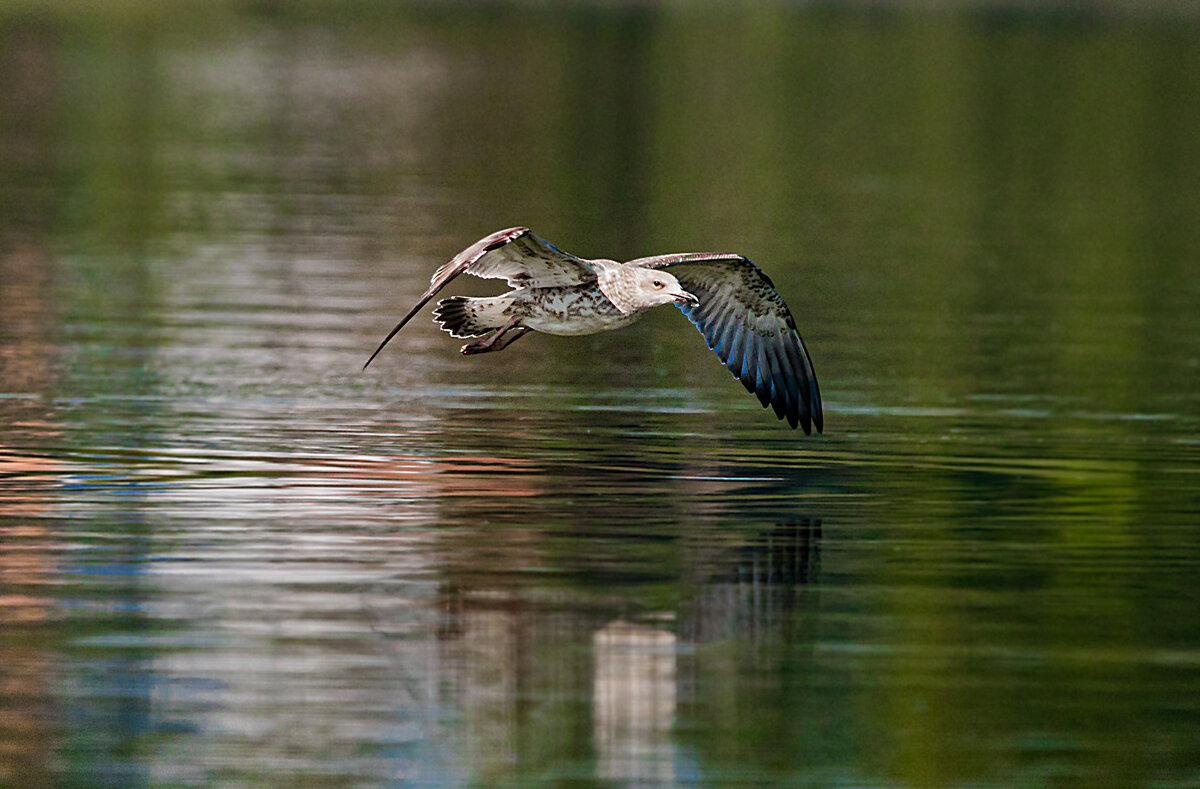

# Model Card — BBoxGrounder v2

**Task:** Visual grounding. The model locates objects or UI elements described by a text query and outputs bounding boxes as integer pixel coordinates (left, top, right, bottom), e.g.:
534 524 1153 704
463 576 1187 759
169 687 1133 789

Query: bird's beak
673 289 700 306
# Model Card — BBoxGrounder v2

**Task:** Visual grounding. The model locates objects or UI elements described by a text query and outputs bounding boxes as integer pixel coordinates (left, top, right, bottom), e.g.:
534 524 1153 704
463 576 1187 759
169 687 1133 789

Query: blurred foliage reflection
2 2 1199 786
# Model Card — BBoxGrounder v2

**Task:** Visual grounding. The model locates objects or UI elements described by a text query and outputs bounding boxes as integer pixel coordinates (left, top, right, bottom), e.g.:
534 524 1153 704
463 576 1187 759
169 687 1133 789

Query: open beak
673 289 700 307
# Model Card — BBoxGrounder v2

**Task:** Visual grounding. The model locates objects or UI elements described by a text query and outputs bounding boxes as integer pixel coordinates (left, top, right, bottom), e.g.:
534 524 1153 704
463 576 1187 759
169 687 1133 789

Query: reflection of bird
364 227 823 433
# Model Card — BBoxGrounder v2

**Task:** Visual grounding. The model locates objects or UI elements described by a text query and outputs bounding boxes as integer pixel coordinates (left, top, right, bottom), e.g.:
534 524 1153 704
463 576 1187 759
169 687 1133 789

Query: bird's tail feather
433 296 514 338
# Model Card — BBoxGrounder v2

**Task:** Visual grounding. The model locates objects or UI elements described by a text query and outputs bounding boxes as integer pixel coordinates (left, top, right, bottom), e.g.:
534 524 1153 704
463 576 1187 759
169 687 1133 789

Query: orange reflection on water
302 451 547 500
1 229 63 784
0 453 62 785
378 453 544 498
0 444 66 519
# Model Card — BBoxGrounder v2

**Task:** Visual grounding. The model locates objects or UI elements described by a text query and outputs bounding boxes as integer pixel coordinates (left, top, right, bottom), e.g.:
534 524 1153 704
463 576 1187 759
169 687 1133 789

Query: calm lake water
3 3 1200 786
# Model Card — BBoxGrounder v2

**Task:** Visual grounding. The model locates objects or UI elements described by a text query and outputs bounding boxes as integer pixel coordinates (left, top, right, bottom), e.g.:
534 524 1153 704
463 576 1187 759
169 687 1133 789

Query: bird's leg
486 324 531 352
460 318 530 355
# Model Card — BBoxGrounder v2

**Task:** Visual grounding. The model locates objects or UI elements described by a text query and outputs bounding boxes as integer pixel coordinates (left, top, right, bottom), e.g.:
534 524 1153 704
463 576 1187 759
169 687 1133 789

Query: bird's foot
460 321 531 355
460 339 492 355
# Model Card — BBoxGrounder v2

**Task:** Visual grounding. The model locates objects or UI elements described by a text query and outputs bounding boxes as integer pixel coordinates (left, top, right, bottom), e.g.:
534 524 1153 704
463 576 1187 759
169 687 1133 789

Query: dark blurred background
2 1 1199 786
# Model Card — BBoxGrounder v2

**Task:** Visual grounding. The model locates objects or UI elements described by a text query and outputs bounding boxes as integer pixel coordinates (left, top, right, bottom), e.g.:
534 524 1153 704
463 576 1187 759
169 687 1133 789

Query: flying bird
364 227 823 433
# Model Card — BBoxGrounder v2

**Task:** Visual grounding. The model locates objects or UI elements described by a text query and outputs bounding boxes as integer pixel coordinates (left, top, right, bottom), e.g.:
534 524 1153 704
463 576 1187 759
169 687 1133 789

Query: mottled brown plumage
364 227 823 433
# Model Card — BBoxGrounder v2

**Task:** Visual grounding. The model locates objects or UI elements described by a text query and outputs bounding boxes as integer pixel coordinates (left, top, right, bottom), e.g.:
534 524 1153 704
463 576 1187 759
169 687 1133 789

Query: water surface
2 3 1199 786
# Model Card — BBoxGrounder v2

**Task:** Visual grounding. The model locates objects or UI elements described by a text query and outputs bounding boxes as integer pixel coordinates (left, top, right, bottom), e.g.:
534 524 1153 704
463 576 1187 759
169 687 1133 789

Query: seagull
364 227 823 433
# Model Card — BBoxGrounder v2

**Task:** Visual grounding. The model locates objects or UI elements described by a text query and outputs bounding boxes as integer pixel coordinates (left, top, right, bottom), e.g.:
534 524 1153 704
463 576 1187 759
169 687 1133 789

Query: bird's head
598 265 698 314
639 268 699 308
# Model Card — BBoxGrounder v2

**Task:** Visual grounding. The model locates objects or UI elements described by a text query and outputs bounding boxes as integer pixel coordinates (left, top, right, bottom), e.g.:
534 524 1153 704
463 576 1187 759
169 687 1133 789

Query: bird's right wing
630 252 823 434
364 227 593 369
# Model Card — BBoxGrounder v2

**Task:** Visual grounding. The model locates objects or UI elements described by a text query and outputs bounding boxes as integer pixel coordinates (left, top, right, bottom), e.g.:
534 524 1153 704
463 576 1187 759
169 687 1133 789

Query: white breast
518 286 643 336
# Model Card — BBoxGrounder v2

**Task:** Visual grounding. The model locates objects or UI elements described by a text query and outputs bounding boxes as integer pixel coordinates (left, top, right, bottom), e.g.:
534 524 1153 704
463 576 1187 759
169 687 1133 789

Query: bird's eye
652 280 664 289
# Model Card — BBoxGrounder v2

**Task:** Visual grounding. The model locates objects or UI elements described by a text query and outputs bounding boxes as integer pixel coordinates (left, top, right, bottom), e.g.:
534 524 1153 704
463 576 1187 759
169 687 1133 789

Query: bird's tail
433 296 515 338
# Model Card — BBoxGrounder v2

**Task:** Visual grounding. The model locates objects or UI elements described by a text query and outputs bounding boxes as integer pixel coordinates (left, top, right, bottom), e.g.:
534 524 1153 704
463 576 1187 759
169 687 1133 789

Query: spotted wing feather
630 253 823 433
432 227 596 288
364 227 594 368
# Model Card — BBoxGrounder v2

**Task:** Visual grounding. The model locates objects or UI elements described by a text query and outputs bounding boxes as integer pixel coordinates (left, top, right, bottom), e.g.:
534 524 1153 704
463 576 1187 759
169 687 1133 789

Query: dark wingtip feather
674 276 822 435
795 334 823 434
766 336 800 428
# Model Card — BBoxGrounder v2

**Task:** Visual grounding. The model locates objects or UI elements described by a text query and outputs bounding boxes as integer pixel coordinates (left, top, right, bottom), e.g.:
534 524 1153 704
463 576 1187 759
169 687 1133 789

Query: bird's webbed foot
459 320 531 355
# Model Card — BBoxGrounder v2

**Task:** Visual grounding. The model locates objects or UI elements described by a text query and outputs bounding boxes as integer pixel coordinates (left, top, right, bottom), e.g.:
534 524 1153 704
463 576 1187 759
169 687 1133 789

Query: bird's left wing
442 227 595 288
364 227 593 369
630 253 823 434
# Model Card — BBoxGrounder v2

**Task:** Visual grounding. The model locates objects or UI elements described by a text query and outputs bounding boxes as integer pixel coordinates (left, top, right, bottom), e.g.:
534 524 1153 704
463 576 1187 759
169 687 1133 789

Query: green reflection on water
2 2 1199 787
